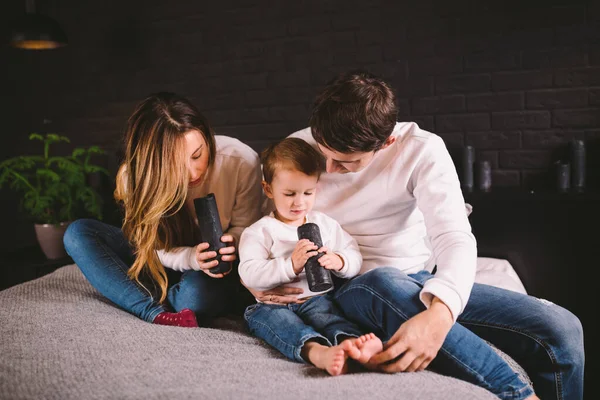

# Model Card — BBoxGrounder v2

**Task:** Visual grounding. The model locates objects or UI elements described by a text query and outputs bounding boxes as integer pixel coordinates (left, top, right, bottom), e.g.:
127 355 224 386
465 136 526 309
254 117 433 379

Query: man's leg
333 267 535 400
458 282 584 400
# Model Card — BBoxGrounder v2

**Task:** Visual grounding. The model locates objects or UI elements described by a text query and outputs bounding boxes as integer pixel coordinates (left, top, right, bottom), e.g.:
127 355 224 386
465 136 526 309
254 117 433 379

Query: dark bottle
570 140 586 192
461 145 475 192
556 161 571 193
193 193 232 274
297 222 333 292
476 160 492 192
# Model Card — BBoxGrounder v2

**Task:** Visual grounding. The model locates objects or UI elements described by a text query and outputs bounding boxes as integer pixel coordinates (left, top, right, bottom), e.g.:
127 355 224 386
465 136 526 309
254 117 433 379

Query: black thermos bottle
297 223 333 292
193 193 232 274
570 140 586 192
461 145 475 192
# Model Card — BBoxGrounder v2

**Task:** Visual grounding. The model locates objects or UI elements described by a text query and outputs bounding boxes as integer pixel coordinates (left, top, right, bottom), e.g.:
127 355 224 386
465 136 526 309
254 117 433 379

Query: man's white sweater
239 211 362 300
156 135 264 271
290 123 477 321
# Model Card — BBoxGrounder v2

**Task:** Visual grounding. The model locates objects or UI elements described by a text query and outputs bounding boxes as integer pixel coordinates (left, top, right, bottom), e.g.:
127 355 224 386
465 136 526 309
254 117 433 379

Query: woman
63 92 263 327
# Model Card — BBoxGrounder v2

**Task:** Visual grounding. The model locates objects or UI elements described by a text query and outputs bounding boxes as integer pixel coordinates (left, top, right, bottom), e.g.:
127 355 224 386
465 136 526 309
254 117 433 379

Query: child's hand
291 239 319 275
317 246 344 271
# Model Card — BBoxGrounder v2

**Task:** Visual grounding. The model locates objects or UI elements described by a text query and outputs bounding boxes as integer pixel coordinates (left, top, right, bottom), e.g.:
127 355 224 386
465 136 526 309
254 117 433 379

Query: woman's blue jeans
333 267 584 400
63 219 237 323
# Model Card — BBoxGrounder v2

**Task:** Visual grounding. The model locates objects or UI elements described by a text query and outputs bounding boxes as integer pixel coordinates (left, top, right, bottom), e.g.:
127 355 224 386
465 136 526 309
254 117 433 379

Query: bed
0 261 530 400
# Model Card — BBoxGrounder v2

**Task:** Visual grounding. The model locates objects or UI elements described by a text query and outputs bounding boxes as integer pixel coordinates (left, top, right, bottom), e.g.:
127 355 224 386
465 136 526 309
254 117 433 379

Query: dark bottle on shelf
476 160 492 192
570 140 586 192
556 161 571 193
461 145 475 192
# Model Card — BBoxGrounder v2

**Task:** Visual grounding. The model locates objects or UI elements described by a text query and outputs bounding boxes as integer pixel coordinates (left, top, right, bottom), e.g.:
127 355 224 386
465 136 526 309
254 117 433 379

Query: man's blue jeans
334 267 584 400
63 219 237 323
244 293 362 363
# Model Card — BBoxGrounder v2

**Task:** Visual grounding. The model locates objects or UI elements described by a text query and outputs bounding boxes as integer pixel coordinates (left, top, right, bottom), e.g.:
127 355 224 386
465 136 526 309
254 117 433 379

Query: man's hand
367 298 454 373
241 280 305 305
291 239 318 275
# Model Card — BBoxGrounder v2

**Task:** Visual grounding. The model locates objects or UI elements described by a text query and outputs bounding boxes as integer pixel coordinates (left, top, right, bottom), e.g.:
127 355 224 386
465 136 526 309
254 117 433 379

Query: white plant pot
34 222 71 259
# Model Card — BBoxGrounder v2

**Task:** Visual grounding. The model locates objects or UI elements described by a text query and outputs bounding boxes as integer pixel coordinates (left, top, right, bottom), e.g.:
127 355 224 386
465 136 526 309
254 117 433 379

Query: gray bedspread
0 264 515 399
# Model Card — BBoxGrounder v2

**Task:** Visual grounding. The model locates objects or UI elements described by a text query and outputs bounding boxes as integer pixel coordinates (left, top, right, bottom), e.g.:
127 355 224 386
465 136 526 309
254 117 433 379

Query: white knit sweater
289 123 477 321
239 211 362 300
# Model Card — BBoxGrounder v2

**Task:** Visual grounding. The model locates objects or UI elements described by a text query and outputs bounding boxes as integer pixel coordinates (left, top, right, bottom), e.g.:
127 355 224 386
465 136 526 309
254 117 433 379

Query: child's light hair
260 138 324 184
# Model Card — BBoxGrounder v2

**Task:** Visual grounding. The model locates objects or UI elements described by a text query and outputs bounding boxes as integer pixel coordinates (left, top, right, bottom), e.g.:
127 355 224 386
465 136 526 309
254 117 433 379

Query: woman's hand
194 234 236 279
219 234 237 263
242 280 305 305
317 246 344 271
291 239 319 275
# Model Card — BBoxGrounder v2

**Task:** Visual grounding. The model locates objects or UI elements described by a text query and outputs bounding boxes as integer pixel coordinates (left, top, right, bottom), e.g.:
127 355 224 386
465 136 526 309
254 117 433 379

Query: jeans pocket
244 303 260 319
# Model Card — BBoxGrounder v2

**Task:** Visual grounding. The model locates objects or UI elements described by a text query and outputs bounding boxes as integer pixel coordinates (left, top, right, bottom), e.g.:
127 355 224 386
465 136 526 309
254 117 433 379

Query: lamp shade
10 13 68 49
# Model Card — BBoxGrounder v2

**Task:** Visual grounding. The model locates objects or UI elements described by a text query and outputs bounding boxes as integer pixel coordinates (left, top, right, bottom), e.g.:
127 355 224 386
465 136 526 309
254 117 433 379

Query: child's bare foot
302 342 349 376
342 333 383 364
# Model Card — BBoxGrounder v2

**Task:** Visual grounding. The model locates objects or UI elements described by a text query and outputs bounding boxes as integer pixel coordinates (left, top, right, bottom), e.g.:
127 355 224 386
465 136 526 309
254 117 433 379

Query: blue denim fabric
244 293 363 363
63 219 237 323
333 267 584 400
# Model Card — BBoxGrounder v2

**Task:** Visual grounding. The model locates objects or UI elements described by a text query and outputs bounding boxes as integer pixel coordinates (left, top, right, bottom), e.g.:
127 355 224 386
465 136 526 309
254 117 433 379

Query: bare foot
342 333 383 364
524 395 540 400
303 342 349 376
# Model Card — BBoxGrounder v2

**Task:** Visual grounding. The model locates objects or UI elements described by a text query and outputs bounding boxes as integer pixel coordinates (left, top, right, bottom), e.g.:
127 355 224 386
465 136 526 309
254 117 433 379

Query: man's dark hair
309 70 398 153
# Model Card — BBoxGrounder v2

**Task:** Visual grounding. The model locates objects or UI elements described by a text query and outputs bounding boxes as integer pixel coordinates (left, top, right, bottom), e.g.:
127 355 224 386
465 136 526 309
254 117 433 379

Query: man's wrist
430 297 454 326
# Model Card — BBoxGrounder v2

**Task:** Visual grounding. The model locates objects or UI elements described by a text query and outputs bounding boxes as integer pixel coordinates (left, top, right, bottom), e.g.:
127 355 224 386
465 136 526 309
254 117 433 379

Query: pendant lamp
9 0 68 50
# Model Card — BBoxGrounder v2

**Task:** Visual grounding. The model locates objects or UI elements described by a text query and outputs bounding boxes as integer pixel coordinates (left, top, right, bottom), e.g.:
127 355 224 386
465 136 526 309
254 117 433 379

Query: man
251 71 583 400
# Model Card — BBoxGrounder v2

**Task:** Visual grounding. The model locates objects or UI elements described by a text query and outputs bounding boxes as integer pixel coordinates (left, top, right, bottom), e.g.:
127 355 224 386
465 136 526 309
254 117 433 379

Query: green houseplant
0 133 109 259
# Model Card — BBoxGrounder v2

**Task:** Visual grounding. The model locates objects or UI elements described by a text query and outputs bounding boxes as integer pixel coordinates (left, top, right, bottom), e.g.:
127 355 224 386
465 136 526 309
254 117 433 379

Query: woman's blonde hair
114 92 216 303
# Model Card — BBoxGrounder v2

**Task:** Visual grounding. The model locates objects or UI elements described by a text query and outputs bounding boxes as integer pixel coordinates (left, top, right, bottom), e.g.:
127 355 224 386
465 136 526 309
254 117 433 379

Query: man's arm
368 134 476 373
412 135 477 322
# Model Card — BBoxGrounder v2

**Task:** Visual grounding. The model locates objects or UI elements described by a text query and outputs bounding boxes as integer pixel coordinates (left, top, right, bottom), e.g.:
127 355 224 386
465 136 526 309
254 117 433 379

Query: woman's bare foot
342 333 384 364
302 342 349 376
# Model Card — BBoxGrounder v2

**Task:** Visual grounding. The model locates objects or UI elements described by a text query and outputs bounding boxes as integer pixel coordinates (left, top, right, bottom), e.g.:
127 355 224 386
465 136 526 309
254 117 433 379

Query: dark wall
2 0 599 251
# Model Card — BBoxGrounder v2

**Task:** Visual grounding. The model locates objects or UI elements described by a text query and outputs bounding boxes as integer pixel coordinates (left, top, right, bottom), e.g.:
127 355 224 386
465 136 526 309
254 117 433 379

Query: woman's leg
333 267 535 400
63 219 167 322
167 269 237 321
458 282 584 400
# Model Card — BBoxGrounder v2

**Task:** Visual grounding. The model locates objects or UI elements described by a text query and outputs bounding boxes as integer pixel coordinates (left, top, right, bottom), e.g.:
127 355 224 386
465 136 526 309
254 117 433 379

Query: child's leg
243 303 350 376
298 294 383 365
300 341 349 376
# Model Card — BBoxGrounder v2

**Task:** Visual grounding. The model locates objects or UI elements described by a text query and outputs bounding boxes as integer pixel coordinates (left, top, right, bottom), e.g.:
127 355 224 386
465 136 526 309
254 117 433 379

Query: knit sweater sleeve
321 214 362 279
156 247 200 272
238 223 298 291
412 135 477 322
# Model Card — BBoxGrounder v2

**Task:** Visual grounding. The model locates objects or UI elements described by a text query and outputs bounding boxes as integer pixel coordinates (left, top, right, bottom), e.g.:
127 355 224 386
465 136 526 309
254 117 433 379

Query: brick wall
1 0 599 250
